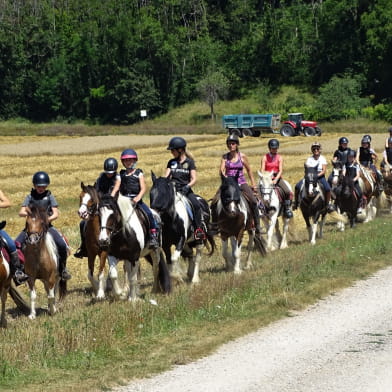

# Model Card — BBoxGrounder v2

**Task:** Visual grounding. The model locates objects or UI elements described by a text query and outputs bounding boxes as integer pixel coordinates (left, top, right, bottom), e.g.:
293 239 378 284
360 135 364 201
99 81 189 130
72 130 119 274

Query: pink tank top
225 152 246 185
264 153 281 176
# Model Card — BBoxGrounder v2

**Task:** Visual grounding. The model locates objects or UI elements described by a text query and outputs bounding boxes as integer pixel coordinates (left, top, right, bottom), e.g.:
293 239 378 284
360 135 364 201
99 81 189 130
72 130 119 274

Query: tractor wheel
242 128 253 137
303 127 316 136
280 124 295 137
229 129 242 137
315 127 322 136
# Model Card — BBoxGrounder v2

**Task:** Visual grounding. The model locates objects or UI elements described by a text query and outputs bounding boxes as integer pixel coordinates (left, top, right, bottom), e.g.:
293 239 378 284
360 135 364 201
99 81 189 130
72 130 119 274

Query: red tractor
279 113 322 137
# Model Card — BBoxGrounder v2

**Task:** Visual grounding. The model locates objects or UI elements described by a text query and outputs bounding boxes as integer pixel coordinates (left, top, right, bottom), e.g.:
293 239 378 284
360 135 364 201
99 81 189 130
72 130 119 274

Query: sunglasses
312 147 320 151
227 142 237 145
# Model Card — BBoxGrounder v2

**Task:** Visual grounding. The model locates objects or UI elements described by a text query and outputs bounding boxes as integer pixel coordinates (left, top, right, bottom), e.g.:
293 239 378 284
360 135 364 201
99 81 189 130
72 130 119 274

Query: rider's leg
0 230 28 284
138 201 159 249
277 179 294 218
74 220 87 258
187 192 206 240
49 227 71 281
293 180 303 210
209 190 220 235
241 184 261 234
320 177 335 212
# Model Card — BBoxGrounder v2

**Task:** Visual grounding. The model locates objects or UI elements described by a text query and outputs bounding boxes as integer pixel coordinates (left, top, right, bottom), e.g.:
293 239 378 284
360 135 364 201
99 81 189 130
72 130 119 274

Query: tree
196 70 229 119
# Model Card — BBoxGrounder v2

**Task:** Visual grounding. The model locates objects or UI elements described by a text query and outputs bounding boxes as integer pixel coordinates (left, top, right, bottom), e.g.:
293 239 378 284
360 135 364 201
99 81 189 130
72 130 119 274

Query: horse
335 174 361 229
298 165 327 245
381 162 392 213
358 165 378 222
258 171 290 251
150 173 215 284
23 206 67 319
330 160 344 197
78 182 108 299
214 175 266 274
98 194 171 301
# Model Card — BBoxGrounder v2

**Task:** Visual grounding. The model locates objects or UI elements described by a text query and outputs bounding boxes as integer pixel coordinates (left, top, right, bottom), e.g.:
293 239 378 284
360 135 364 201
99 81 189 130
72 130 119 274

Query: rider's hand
181 185 190 195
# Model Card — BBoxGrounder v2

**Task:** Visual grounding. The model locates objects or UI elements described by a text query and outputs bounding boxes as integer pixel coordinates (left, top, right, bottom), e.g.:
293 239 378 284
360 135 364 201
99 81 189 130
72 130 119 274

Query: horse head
341 174 355 199
25 206 50 245
257 171 274 204
98 195 122 249
150 172 176 215
219 175 241 215
331 160 343 186
304 165 319 198
78 182 100 219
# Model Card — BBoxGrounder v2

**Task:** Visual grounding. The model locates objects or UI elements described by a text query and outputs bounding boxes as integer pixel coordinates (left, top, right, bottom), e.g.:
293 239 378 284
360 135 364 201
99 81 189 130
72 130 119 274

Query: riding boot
325 191 335 213
283 199 293 219
73 239 87 259
148 228 159 249
208 202 219 235
59 258 72 281
9 250 28 285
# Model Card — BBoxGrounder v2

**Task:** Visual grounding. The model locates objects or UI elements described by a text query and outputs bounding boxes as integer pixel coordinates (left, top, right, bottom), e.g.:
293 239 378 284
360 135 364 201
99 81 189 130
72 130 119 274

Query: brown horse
358 165 378 222
78 183 108 299
24 206 66 319
381 162 392 213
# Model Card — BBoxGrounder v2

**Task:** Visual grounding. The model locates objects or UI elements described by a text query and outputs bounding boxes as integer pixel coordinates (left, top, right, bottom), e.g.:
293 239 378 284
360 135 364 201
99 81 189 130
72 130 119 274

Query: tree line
0 0 391 123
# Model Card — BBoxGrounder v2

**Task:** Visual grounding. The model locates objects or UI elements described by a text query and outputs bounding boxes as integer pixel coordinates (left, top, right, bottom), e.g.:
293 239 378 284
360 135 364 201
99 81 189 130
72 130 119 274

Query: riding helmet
348 149 356 157
167 137 187 150
311 142 321 151
361 135 371 144
121 149 138 160
103 157 118 173
226 134 240 146
339 137 349 145
268 138 279 149
32 171 50 186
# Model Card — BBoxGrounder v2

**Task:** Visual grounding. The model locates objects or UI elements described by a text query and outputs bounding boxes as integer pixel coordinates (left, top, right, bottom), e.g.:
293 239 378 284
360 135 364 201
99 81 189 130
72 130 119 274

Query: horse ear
151 171 156 183
81 181 85 189
257 170 263 179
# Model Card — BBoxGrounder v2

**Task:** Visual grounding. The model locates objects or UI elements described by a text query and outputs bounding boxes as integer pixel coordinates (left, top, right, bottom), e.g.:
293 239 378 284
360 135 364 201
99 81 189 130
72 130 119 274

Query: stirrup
194 228 206 240
73 248 85 259
61 269 72 281
14 270 28 285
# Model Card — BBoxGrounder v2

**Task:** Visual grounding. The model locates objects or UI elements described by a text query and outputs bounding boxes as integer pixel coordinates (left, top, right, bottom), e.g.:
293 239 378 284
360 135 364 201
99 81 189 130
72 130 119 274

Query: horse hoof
96 292 105 300
234 269 243 275
28 314 36 320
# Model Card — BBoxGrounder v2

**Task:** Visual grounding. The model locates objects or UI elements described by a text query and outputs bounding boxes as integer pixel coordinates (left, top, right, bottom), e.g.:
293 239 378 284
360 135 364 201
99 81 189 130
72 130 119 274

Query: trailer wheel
229 129 242 137
242 128 252 137
280 124 295 137
253 130 261 137
315 127 322 136
303 127 316 136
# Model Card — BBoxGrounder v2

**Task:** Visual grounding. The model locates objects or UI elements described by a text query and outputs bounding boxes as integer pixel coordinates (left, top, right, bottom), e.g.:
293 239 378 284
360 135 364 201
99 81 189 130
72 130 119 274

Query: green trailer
222 114 281 137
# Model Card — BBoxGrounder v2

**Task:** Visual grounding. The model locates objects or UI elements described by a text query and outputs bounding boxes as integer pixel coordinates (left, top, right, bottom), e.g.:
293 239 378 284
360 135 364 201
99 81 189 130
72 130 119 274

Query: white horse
358 165 378 222
258 171 291 251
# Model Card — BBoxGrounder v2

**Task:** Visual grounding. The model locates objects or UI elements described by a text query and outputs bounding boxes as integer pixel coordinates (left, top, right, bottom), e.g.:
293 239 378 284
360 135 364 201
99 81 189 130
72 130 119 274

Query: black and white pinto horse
298 166 327 245
215 176 266 273
258 171 290 251
98 194 171 300
150 173 215 284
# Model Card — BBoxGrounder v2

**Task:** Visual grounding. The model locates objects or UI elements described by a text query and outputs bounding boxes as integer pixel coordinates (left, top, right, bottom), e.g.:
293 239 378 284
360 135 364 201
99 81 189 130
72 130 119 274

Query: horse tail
328 210 348 224
205 233 216 256
58 280 67 301
9 280 30 315
377 191 388 209
254 234 267 256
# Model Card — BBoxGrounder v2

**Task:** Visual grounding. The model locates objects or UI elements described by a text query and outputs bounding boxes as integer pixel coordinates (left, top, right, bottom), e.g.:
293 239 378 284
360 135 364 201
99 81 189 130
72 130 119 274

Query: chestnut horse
358 165 378 222
24 206 66 319
78 183 108 299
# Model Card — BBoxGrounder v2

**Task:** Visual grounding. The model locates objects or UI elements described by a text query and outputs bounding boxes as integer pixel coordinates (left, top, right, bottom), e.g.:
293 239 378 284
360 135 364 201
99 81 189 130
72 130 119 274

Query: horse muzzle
26 232 43 245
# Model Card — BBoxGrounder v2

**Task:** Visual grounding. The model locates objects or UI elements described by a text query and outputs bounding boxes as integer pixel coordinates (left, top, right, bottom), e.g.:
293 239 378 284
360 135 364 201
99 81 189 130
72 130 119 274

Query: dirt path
114 266 392 392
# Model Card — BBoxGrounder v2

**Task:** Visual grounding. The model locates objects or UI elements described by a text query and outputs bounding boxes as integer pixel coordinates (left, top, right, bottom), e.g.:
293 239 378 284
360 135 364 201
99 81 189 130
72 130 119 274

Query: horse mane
28 205 50 231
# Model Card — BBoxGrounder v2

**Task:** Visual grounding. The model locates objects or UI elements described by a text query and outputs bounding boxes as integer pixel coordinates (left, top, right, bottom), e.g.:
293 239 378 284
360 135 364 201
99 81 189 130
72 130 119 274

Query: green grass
1 216 391 392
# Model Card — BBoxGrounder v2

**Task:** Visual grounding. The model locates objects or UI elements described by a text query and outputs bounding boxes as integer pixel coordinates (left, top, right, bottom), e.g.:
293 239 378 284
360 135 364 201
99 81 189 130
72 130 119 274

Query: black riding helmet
104 157 118 174
361 135 371 144
32 171 50 186
226 134 240 146
339 137 349 145
268 138 279 149
167 137 187 150
348 149 356 157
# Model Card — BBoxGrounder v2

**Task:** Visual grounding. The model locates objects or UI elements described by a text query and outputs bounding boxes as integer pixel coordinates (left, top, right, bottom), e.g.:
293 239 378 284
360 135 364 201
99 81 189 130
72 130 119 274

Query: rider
342 149 363 213
214 134 261 235
328 136 352 186
165 137 206 241
119 149 160 249
16 171 71 281
384 127 392 149
260 138 293 218
381 137 392 171
293 142 335 213
356 135 383 192
74 157 121 258
0 189 28 285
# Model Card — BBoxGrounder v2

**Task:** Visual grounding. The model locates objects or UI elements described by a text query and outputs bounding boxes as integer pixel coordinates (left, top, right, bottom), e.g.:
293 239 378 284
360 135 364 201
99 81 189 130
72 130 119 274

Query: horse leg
280 217 289 249
0 287 7 328
318 215 326 239
96 251 107 300
45 281 57 316
150 249 160 294
221 238 233 272
108 255 123 298
170 248 184 283
190 244 203 284
123 260 140 302
266 213 278 251
27 279 37 320
87 252 98 294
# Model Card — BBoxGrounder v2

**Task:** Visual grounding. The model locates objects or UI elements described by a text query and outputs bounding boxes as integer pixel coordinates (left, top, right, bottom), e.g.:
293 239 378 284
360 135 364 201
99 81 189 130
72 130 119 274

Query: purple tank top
225 152 246 185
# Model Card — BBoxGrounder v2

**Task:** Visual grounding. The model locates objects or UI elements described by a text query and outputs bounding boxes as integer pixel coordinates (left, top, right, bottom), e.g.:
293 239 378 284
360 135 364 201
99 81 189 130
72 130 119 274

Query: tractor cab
280 112 322 137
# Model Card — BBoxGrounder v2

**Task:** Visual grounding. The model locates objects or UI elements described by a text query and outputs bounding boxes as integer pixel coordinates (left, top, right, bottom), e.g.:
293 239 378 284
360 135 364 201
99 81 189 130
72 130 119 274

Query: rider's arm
164 167 171 178
273 155 283 183
220 156 226 177
111 174 121 197
48 206 59 222
318 163 327 177
188 169 197 188
260 155 267 172
242 154 256 189
0 190 11 208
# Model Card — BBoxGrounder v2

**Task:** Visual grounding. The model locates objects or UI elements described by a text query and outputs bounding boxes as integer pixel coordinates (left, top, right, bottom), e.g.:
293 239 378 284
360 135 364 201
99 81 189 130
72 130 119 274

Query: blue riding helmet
32 171 50 186
121 149 138 160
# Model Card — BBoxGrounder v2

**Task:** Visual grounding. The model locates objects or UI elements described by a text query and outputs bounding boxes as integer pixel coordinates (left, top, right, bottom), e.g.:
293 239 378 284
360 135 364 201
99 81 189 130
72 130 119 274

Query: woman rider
165 136 206 241
260 138 293 218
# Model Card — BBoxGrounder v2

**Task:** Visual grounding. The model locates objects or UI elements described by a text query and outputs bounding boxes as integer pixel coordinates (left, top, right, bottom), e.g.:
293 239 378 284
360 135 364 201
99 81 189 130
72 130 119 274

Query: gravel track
114 267 392 392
